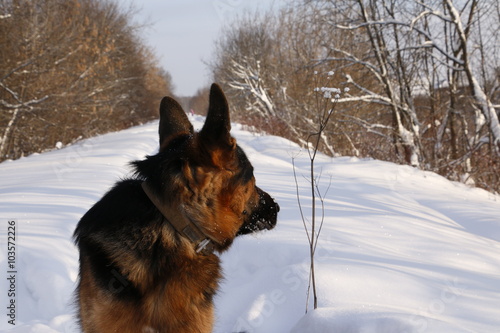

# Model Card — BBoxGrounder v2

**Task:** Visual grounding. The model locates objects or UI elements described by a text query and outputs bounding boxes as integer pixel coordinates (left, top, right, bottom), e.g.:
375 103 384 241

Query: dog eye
242 210 248 215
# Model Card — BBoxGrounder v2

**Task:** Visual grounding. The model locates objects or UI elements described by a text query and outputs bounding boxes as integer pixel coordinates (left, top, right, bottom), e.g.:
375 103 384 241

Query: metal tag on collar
196 239 211 253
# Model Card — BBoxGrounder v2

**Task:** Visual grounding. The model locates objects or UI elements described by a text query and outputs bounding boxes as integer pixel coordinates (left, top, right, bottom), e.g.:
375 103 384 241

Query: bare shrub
0 0 172 161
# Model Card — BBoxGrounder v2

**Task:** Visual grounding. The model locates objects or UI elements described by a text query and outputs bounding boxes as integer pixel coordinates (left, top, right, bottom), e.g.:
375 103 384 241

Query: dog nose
274 199 280 213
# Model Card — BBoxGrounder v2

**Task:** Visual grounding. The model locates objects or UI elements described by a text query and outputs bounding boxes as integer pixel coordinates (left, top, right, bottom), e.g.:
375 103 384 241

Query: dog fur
73 83 279 333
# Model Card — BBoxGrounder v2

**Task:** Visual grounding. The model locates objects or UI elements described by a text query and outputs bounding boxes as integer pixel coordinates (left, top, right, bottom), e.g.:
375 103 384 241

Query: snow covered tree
210 7 341 155
209 0 500 192
308 0 500 190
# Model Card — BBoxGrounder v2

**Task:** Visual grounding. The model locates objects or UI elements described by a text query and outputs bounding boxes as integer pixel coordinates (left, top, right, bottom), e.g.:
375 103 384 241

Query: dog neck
141 181 218 255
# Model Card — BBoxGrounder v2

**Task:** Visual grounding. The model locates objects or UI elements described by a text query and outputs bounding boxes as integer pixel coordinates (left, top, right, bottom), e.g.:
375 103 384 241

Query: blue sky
124 0 286 96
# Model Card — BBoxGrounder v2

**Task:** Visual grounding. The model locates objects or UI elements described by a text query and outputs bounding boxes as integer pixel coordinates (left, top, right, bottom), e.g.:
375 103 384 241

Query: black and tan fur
73 84 279 333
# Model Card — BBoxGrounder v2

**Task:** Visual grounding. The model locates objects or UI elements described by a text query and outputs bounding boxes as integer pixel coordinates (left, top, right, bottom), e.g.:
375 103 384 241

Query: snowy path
1 116 499 332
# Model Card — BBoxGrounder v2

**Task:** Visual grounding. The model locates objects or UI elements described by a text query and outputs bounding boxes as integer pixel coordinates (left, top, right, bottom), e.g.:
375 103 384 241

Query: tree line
206 0 500 193
0 0 172 161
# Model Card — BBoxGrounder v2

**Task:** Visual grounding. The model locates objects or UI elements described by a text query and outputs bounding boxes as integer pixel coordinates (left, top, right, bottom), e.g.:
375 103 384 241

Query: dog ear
158 96 193 149
199 83 234 149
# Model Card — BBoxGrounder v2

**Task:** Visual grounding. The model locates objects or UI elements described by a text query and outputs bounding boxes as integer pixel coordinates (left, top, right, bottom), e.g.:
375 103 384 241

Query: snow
1 115 499 332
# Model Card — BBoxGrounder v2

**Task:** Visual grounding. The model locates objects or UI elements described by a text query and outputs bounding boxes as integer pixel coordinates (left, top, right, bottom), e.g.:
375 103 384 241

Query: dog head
134 84 279 252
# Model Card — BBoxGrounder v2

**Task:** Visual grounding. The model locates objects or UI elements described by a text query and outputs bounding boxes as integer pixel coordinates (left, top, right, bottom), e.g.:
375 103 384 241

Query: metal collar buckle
196 239 212 254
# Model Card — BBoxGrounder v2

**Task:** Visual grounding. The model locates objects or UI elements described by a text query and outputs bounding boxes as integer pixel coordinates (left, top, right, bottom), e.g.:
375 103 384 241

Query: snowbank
1 116 499 332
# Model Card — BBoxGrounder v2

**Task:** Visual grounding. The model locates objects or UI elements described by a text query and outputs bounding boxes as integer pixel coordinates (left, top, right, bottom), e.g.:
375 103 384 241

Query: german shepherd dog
73 84 279 333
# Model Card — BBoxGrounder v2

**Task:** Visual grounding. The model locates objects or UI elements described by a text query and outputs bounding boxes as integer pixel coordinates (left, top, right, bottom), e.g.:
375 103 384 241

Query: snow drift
0 116 499 332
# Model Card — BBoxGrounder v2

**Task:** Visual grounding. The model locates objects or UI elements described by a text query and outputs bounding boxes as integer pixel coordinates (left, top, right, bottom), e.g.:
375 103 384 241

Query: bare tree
293 71 340 313
209 0 500 192
443 0 500 154
210 6 340 154
316 0 500 189
188 86 210 116
0 0 171 161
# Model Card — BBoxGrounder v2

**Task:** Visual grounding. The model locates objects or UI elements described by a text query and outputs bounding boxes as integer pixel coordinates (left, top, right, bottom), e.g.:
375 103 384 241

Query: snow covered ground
0 116 499 332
